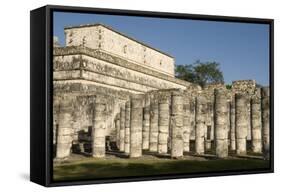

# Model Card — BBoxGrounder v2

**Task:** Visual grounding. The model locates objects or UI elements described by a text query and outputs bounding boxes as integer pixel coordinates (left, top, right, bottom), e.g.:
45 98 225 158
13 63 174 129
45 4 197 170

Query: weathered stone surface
227 101 231 146
54 81 132 100
53 122 57 145
251 88 262 153
149 94 159 152
53 53 190 93
183 96 191 152
53 96 60 145
214 89 228 158
142 95 150 150
158 93 170 154
125 101 131 154
52 24 201 151
130 95 144 157
232 80 256 95
189 99 196 141
72 100 83 142
115 113 120 149
200 84 231 147
53 36 60 47
235 93 248 155
261 87 270 158
230 99 236 151
92 96 107 158
119 105 126 152
195 95 207 155
64 24 175 76
171 90 184 158
54 47 192 90
56 96 74 159
54 91 122 140
232 80 255 141
205 101 213 150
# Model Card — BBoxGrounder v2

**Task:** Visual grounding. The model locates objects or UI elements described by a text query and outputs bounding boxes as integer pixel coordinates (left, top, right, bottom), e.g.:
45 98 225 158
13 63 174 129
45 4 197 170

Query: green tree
226 84 232 90
175 60 224 87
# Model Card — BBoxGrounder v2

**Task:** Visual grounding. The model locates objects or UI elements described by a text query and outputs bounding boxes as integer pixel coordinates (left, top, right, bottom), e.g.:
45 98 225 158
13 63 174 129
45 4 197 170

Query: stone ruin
53 23 270 160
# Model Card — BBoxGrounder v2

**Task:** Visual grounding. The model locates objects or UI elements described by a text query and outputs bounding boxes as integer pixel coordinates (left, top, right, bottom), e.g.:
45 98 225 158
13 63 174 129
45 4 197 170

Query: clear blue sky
53 11 270 86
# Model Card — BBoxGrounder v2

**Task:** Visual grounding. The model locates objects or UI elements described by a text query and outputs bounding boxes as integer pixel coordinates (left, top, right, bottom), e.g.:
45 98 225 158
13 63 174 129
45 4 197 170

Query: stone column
92 96 106 158
125 101 131 154
251 88 262 153
149 94 159 152
53 98 59 146
158 93 170 154
195 96 206 155
72 99 82 143
190 100 196 142
119 105 125 152
53 120 57 145
204 102 213 151
230 99 236 151
142 95 150 150
115 113 120 150
214 89 228 158
183 97 191 152
171 90 184 158
246 100 252 141
235 93 248 155
261 87 270 158
227 101 231 147
56 96 74 159
130 95 143 158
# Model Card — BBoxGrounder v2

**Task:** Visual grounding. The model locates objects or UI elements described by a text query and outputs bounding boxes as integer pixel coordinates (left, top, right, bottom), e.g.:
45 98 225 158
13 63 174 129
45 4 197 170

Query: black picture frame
30 4 274 187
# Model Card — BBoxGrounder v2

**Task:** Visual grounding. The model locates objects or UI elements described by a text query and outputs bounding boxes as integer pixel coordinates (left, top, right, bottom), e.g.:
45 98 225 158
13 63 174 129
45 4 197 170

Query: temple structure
53 23 270 160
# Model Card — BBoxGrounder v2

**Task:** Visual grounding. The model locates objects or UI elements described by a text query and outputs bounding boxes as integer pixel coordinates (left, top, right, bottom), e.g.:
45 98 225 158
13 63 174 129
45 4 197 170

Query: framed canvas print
30 5 274 187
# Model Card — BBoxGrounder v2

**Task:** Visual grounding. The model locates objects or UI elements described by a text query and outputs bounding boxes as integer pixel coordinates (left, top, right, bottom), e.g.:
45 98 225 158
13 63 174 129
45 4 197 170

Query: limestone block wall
53 95 60 145
198 81 258 142
54 84 270 160
53 49 191 93
232 80 257 140
65 25 100 49
232 80 256 95
53 36 60 47
202 83 232 102
64 24 175 76
53 83 131 142
112 86 269 159
55 96 75 159
198 84 230 142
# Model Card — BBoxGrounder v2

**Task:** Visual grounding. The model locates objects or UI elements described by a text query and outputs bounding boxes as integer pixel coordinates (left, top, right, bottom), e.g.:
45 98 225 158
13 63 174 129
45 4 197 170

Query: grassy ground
53 156 270 182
